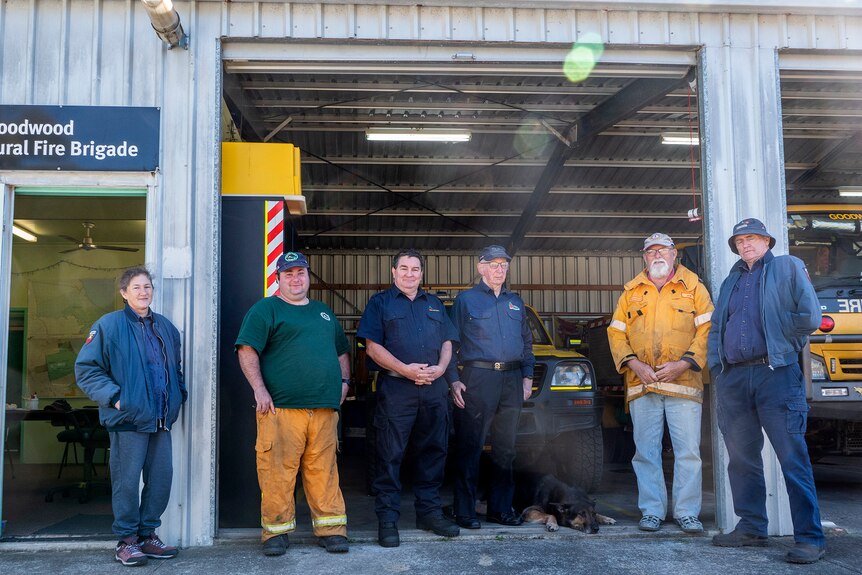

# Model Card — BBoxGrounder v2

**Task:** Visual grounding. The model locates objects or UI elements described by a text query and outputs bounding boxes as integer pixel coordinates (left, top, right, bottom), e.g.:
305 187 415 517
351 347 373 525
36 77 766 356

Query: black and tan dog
517 473 616 533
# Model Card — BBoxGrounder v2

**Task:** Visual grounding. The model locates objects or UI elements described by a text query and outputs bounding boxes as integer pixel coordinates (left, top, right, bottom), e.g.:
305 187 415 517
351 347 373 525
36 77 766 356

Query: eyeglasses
643 247 674 258
481 262 510 271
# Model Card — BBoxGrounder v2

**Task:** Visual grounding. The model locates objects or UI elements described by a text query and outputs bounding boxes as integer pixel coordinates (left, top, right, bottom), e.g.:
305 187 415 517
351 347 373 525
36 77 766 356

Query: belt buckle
494 362 503 370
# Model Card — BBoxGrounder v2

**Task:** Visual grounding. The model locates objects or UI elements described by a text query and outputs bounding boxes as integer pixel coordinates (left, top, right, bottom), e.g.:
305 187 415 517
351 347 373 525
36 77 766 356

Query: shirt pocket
465 305 493 344
626 300 649 350
425 310 445 343
382 309 408 343
670 297 697 334
505 305 523 323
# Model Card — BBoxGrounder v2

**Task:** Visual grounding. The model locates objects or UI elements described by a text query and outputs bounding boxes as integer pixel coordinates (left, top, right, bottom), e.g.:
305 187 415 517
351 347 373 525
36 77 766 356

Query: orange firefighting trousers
255 408 347 541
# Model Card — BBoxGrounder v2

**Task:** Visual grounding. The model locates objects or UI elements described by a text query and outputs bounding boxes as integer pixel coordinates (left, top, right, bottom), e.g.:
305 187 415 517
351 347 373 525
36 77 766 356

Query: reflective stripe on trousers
256 408 347 541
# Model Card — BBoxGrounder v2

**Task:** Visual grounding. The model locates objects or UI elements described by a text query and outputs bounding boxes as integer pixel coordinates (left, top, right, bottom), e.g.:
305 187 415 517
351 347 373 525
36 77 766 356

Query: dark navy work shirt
139 311 168 420
446 281 535 382
723 251 771 364
357 285 458 371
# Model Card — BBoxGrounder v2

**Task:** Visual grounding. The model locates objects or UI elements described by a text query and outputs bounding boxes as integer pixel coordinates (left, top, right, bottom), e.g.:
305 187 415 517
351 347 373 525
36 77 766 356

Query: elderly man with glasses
447 245 535 529
608 233 714 534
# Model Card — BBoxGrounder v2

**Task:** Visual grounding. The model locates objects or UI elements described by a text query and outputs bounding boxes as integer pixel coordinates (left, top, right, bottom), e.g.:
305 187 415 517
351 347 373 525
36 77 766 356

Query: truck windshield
788 210 862 289
526 307 553 345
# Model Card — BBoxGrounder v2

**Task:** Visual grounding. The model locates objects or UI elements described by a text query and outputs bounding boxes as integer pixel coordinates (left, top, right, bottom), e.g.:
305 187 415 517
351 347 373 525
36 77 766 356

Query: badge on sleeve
508 302 521 311
85 330 97 344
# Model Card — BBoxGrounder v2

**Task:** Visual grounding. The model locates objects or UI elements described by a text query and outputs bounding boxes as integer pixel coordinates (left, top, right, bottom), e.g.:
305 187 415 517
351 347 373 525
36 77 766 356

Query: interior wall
9 242 143 463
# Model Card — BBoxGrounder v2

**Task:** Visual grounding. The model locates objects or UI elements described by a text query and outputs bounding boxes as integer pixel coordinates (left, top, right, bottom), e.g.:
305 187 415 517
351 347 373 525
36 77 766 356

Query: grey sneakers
638 515 662 532
676 516 704 534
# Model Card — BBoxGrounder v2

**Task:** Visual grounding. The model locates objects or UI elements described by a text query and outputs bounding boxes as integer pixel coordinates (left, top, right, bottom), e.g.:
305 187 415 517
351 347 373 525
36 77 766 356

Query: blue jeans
109 430 173 539
714 362 824 547
629 393 702 520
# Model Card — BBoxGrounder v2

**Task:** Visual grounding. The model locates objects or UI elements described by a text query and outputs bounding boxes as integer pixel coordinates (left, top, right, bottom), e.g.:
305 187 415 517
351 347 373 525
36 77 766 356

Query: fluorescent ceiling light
838 186 862 197
661 132 699 146
12 224 38 242
366 128 471 143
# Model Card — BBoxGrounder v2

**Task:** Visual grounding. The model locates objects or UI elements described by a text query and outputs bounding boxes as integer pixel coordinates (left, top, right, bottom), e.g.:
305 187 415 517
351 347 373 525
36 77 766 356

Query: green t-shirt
235 297 350 409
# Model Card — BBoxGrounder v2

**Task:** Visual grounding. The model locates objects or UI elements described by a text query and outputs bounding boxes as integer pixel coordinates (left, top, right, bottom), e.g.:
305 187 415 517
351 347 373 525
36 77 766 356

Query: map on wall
26 279 118 398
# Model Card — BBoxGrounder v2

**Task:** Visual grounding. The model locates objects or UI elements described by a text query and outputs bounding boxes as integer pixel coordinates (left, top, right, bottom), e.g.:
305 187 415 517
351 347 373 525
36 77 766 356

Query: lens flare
563 34 604 83
513 125 553 157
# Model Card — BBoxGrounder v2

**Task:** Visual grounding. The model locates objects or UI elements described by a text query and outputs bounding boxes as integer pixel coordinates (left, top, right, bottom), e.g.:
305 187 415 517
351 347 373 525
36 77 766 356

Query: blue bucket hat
276 251 310 272
728 218 776 254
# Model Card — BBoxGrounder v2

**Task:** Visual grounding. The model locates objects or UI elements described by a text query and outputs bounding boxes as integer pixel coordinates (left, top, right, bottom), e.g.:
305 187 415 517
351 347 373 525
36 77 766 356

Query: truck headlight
551 363 593 390
810 355 827 381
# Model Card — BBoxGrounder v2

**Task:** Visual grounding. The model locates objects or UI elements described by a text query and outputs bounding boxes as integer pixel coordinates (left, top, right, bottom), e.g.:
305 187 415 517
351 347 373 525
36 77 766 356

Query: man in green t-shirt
236 252 351 557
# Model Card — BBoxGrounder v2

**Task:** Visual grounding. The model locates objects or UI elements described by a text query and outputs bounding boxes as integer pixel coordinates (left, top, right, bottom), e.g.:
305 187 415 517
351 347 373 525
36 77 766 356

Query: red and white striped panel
265 200 285 297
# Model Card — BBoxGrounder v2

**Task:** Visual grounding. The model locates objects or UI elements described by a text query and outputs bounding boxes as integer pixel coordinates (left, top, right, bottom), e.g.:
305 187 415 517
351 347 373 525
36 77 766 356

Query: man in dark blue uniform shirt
448 245 535 529
357 249 460 548
708 218 825 564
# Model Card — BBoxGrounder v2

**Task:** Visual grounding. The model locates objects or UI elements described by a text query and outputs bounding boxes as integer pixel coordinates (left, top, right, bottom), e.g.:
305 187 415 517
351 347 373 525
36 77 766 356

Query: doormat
34 514 113 535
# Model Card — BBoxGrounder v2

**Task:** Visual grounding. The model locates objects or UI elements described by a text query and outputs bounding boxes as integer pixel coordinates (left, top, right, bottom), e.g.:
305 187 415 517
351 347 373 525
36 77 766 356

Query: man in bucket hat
236 252 351 556
708 218 826 564
608 233 713 535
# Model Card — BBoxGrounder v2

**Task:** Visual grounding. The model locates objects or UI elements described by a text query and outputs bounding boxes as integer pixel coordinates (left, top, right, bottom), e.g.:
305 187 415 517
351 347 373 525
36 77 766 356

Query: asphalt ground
1 526 860 575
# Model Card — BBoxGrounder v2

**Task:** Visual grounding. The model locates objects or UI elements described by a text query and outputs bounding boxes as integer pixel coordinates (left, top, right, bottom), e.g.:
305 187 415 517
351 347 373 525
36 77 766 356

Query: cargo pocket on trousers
255 440 273 472
786 401 809 434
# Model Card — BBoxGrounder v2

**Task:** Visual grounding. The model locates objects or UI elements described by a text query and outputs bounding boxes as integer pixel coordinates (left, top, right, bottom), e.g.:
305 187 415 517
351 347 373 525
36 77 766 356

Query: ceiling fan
59 221 139 253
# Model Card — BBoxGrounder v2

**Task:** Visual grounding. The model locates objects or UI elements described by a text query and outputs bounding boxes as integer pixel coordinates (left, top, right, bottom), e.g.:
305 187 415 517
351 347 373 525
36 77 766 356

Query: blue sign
0 105 159 171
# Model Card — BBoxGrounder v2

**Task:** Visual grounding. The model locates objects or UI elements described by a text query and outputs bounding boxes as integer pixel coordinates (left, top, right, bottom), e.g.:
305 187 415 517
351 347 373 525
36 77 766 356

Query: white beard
649 259 671 279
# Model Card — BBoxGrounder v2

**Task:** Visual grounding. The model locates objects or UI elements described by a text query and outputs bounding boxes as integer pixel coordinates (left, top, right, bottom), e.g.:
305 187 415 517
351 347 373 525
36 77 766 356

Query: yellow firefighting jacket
607 264 713 408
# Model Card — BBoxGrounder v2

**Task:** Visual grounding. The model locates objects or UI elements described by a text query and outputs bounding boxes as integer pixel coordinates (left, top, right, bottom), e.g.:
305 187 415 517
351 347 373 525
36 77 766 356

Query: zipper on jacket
137 321 159 432
152 321 171 430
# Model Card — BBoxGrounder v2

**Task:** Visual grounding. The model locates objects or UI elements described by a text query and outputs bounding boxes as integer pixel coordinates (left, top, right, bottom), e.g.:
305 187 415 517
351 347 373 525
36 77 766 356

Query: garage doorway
217 43 715 534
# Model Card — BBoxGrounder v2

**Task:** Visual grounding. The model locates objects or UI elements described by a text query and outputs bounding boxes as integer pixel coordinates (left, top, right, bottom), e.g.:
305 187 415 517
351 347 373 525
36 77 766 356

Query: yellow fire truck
788 205 862 456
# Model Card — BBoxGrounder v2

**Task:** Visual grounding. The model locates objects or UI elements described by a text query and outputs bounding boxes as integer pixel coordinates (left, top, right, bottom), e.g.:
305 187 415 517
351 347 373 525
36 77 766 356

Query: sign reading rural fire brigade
0 105 159 171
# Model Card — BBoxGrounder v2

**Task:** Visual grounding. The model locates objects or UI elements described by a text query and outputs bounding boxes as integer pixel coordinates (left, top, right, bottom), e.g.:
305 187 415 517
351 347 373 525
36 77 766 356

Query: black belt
462 360 521 371
384 370 411 380
731 357 768 367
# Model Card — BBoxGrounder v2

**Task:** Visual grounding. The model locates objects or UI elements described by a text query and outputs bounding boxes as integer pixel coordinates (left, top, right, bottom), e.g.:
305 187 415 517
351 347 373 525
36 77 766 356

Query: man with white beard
608 233 714 534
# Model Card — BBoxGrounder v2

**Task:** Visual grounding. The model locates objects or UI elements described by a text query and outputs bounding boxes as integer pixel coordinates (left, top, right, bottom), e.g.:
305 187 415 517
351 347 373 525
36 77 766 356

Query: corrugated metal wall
307 251 643 322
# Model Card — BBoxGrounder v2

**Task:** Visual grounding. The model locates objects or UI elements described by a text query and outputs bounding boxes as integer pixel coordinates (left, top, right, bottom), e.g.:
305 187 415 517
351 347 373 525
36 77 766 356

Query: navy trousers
373 375 449 523
452 366 523 519
109 429 173 539
714 362 824 547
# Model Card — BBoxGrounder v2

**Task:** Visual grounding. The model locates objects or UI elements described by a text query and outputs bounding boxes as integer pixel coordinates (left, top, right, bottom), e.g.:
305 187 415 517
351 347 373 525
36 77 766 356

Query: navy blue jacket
708 251 821 373
76 304 187 432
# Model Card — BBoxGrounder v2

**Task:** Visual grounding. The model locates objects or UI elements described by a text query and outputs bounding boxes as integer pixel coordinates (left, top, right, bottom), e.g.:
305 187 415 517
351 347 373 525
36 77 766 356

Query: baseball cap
276 252 310 273
643 233 675 250
728 218 776 254
479 245 512 262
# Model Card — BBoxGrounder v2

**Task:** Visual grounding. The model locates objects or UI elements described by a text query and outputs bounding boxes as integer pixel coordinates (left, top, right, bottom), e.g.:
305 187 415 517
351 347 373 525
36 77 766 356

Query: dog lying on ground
516 473 616 533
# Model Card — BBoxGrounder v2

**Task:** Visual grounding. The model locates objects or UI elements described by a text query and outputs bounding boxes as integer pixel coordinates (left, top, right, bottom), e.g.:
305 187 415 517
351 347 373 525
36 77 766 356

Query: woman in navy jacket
76 267 186 566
